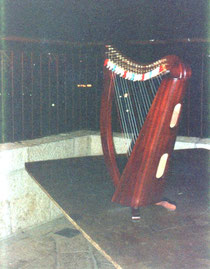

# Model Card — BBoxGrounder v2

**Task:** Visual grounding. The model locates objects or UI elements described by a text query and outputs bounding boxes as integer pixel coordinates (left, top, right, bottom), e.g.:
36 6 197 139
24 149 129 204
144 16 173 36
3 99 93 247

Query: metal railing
0 37 209 143
0 42 104 143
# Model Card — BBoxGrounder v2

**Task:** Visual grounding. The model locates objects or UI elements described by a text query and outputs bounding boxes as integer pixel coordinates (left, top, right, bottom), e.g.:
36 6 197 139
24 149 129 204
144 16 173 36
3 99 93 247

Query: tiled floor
0 217 114 269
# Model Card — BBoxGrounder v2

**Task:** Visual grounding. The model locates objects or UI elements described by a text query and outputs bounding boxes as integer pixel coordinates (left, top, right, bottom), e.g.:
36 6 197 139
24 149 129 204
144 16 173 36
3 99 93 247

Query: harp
100 45 191 211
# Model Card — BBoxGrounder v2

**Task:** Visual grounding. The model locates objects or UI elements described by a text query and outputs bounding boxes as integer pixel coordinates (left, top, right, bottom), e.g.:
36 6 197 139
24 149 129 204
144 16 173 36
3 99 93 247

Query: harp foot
155 199 176 211
131 207 141 222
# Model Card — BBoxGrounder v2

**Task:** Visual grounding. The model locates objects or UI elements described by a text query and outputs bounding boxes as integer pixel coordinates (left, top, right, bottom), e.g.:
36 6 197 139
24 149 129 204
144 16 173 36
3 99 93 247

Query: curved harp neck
104 45 191 80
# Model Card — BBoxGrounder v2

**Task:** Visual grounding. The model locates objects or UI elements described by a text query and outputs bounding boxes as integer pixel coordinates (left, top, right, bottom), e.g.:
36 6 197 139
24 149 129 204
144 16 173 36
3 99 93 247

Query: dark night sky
1 1 209 140
4 0 208 42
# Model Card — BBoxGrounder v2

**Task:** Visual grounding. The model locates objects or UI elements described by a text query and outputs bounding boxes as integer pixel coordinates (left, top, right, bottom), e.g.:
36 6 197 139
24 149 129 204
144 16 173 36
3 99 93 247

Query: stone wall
0 131 91 240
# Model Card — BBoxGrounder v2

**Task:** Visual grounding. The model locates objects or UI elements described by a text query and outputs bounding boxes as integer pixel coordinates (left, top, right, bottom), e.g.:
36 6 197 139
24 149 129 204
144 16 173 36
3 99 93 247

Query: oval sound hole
156 153 169 179
170 103 181 128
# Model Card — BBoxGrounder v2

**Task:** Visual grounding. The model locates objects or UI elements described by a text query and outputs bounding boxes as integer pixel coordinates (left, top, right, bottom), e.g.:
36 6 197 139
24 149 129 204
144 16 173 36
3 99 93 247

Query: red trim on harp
104 59 109 66
123 71 127 78
100 54 191 208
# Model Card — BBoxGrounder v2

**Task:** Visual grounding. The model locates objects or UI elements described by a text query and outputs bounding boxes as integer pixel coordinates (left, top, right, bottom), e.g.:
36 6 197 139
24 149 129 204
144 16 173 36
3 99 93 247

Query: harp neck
104 45 191 80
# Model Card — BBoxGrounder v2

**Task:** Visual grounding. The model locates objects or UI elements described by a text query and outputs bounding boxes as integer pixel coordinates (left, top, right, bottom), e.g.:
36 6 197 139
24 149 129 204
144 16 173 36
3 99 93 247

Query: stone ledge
0 131 94 240
175 136 210 150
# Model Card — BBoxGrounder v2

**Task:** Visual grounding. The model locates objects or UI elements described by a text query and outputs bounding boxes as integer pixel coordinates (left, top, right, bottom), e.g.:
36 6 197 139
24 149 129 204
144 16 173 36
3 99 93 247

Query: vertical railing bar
200 52 204 138
21 52 24 140
39 53 43 137
11 51 15 141
84 50 88 130
71 48 75 130
56 54 59 133
64 54 67 128
48 55 51 134
30 52 34 138
1 51 5 142
95 51 99 130
187 79 191 137
78 46 82 129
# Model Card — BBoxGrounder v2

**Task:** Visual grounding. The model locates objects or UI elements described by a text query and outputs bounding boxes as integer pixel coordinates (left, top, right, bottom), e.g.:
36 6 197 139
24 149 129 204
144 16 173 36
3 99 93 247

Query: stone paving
0 217 115 269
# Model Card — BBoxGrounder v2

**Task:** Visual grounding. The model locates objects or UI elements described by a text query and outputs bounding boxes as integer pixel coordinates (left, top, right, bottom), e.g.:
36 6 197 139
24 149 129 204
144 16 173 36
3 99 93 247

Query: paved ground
0 216 115 269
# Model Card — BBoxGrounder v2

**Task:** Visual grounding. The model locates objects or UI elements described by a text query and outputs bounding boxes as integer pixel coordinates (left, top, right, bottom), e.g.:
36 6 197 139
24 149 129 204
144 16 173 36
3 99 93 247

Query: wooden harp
100 45 191 209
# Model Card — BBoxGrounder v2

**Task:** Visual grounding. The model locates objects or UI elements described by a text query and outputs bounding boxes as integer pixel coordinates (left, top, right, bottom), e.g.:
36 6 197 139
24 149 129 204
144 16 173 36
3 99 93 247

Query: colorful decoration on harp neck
104 59 168 81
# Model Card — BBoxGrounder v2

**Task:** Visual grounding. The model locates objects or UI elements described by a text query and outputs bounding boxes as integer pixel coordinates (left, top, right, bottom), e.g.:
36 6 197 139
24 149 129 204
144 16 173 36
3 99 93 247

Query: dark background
4 0 207 42
0 0 209 141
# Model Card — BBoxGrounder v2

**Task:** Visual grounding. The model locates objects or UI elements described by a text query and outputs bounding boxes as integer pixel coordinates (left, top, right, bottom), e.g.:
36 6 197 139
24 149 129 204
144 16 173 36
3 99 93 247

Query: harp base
131 199 176 221
131 207 141 222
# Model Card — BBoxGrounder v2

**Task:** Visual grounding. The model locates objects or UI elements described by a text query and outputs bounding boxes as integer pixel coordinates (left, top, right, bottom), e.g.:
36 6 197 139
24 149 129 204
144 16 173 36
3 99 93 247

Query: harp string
121 77 139 155
113 74 132 147
115 75 139 155
128 78 147 152
131 80 145 128
134 81 148 125
113 73 162 156
121 77 139 136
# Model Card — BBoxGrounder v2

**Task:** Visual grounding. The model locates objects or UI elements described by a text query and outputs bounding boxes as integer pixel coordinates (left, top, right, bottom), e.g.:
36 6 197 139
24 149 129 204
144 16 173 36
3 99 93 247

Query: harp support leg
131 198 176 221
131 207 141 222
155 199 177 211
